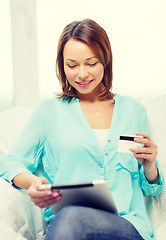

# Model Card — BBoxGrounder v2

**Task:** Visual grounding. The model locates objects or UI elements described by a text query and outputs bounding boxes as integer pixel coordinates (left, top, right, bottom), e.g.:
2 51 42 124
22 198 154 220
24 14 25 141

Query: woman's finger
33 194 62 208
134 153 152 159
136 132 151 140
30 191 60 203
28 177 51 198
134 137 152 147
132 146 154 154
28 187 51 198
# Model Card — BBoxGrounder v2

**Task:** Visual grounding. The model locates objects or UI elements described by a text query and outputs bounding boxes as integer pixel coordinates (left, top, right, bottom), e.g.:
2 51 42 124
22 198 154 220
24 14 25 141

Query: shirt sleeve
139 107 164 196
0 102 46 185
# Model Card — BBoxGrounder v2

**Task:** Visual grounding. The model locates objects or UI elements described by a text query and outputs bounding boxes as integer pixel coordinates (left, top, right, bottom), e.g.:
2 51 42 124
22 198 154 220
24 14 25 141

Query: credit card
118 134 143 153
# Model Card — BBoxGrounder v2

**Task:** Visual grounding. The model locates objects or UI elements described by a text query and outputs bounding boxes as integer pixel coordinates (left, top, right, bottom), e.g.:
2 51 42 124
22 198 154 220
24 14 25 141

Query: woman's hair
56 19 113 101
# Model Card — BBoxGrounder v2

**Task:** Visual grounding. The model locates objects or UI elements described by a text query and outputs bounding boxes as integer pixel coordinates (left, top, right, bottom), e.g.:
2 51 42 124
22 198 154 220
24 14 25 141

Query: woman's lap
45 206 143 240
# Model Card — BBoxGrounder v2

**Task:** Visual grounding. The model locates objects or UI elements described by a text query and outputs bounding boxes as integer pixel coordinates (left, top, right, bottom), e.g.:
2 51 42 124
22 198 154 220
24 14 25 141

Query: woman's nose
78 66 89 80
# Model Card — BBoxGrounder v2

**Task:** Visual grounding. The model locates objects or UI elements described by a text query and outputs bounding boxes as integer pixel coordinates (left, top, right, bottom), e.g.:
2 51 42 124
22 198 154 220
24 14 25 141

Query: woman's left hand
131 132 159 183
131 132 157 170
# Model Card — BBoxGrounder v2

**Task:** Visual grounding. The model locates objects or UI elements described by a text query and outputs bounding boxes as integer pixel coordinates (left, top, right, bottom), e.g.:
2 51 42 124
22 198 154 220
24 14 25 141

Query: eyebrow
66 57 98 62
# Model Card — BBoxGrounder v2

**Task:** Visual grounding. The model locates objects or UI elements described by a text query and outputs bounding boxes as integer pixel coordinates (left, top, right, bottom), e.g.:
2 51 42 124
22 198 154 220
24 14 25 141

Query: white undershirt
93 129 109 154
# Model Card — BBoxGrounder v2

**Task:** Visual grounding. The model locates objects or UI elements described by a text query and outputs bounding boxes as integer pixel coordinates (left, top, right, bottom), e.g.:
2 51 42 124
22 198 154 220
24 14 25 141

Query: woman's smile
75 79 94 87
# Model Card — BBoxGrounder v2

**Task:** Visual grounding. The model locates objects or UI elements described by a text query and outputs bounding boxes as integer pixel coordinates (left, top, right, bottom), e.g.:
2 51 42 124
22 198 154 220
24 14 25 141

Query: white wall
0 0 13 111
0 0 39 111
37 0 166 99
11 0 39 107
1 0 166 111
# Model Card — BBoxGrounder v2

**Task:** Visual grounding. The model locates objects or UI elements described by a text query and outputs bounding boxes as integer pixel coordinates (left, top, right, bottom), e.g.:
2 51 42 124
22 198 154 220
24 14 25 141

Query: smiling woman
56 19 113 102
63 39 104 100
0 18 164 240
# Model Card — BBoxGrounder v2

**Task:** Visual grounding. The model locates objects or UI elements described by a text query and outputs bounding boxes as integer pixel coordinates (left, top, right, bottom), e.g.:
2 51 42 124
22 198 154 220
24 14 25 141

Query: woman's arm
144 165 159 184
131 132 160 184
13 172 62 208
0 102 45 185
13 172 39 189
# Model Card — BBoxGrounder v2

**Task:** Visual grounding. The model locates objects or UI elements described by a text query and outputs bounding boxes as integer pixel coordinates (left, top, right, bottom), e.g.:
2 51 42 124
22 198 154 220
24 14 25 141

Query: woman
0 19 164 240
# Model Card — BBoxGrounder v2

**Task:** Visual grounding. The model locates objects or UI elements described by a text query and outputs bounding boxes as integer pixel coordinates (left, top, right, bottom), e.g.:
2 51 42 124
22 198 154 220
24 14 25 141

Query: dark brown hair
56 19 113 101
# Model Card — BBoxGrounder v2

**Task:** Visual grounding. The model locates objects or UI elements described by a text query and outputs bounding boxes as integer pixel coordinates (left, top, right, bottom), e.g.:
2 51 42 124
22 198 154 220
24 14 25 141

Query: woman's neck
77 86 114 103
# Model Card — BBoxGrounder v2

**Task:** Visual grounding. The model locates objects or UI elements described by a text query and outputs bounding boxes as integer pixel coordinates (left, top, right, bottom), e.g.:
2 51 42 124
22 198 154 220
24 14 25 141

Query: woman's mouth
76 80 93 87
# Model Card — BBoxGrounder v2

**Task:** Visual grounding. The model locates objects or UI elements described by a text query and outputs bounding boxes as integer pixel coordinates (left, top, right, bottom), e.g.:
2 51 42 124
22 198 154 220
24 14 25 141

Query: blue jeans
44 206 144 240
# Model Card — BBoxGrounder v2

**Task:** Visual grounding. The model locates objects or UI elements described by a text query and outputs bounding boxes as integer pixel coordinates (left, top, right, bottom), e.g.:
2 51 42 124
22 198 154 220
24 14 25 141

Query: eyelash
88 62 97 66
67 65 77 68
67 62 97 68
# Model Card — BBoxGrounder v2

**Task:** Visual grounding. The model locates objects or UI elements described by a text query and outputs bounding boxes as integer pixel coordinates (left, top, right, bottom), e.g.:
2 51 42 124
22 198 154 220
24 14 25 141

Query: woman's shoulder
35 96 65 108
115 93 147 112
33 96 77 115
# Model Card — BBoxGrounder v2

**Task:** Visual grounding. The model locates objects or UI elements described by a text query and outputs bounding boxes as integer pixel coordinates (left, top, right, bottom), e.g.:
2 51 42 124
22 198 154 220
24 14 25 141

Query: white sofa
0 107 46 240
0 95 166 240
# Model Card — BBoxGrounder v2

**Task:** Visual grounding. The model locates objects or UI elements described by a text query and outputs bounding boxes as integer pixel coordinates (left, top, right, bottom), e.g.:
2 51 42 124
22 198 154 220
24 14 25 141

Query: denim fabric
45 206 144 240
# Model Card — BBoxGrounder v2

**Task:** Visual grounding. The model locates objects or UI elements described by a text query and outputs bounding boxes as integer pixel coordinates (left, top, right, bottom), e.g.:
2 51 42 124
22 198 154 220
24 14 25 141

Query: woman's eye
88 62 97 66
67 64 77 68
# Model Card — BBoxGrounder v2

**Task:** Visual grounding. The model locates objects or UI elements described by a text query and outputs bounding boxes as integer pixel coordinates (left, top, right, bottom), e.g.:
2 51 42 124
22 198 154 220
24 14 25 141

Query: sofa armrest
145 181 166 238
0 177 45 240
155 221 166 240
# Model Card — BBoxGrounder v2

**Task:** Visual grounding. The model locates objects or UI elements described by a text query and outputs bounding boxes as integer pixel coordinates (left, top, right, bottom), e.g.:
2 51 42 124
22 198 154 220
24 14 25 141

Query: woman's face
63 39 104 100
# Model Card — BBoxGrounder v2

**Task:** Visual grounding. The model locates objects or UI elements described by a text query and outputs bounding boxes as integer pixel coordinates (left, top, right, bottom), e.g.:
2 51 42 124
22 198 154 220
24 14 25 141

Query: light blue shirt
0 94 164 240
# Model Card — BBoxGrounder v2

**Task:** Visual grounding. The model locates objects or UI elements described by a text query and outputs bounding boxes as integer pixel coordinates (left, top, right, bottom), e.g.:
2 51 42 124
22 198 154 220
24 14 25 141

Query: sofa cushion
0 107 32 156
139 94 166 234
139 94 166 172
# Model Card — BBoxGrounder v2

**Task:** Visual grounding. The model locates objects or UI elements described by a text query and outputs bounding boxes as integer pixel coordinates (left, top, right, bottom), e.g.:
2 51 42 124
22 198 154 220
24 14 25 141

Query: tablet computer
39 180 118 215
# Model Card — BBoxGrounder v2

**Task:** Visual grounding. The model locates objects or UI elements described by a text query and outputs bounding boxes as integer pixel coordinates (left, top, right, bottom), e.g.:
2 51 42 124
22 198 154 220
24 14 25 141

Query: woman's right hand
27 177 61 208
